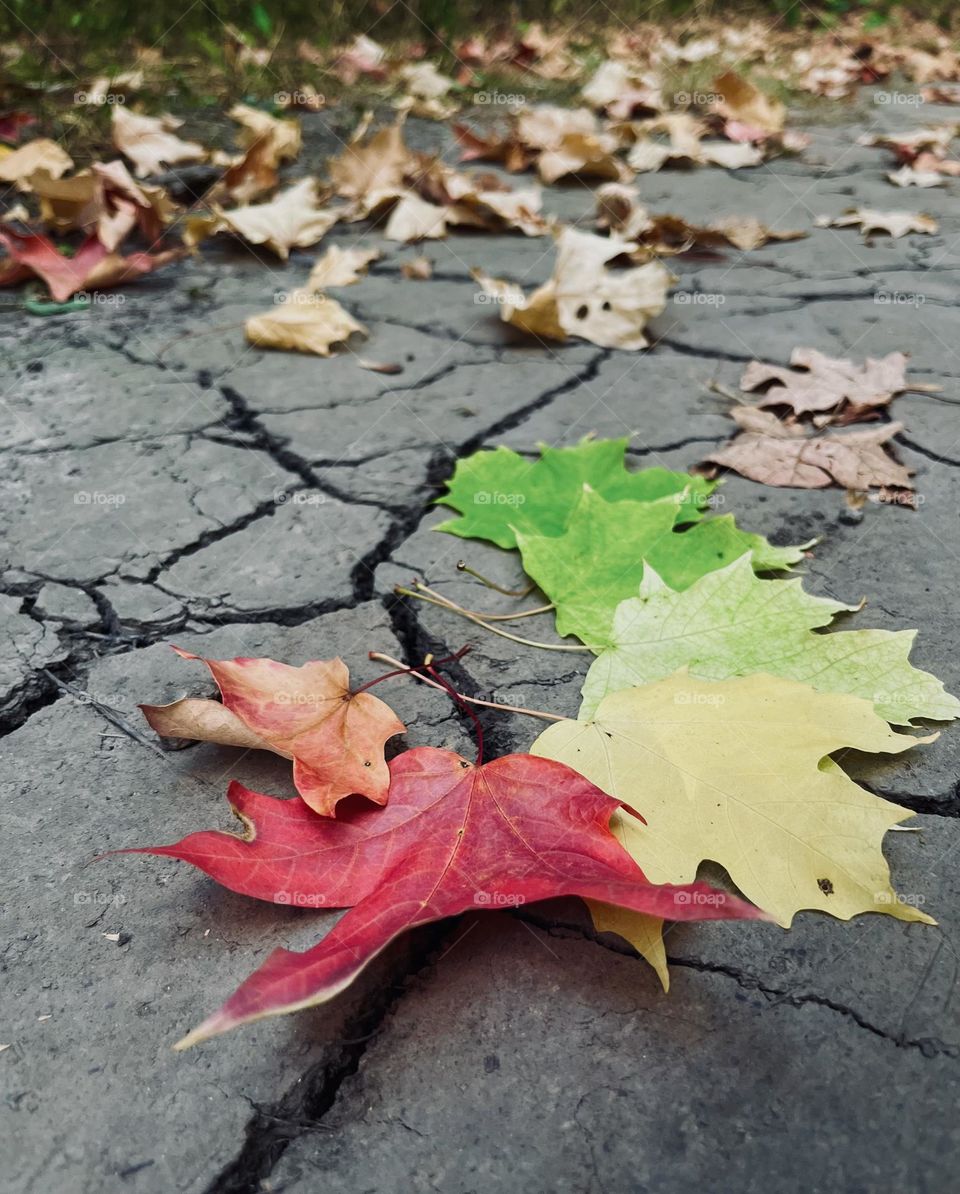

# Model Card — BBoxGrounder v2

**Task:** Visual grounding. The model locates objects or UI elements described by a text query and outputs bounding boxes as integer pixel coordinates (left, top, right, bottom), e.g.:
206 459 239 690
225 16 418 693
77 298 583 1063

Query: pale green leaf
580 556 960 723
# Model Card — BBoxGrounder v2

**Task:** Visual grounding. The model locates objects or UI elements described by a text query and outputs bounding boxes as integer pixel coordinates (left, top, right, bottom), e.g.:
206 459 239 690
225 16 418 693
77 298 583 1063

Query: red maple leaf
0 230 181 302
120 746 764 1047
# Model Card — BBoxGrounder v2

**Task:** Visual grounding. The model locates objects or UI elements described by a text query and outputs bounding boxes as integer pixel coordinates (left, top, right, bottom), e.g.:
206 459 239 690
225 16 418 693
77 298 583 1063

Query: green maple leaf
435 438 715 549
579 555 960 724
516 487 807 647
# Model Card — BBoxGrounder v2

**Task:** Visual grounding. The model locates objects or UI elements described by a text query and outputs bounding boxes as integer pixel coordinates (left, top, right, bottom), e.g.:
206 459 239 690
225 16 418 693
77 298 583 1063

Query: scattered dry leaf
185 178 341 258
329 120 420 201
331 34 388 85
887 164 950 188
704 407 914 495
397 62 457 119
712 71 785 137
740 347 915 424
384 192 449 242
0 229 180 301
112 107 206 177
246 290 367 357
595 183 804 254
28 160 178 250
474 227 671 350
920 84 960 104
816 207 938 238
625 114 763 172
582 60 661 119
306 245 379 288
518 105 626 183
0 138 73 188
401 255 432 279
228 103 301 162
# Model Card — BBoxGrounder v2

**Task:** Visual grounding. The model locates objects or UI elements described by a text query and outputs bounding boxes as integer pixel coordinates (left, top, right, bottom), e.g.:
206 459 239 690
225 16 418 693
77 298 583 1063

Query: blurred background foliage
1 0 956 55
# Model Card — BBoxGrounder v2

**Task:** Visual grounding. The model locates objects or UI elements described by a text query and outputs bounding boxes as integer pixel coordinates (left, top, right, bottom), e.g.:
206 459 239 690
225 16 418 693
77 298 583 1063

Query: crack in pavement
5 100 960 1194
514 908 959 1061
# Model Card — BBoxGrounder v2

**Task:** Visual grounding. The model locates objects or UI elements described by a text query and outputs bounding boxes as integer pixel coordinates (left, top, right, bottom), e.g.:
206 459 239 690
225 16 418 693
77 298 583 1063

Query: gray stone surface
2 90 960 1193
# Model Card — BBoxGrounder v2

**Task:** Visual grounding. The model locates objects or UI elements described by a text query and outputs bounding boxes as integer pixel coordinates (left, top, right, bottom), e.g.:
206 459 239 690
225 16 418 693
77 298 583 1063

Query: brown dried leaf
228 103 301 161
245 290 367 356
112 108 206 177
712 71 786 136
816 207 938 238
0 139 73 188
185 178 341 259
28 160 177 250
740 348 913 423
704 408 914 493
474 227 671 350
306 245 379 288
328 120 420 201
401 255 432 280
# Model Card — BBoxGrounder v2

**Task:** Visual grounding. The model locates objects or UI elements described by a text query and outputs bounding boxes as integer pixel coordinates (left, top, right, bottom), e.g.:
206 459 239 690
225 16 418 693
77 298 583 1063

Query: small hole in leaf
459 760 470 768
817 878 834 895
575 304 589 320
363 760 372 767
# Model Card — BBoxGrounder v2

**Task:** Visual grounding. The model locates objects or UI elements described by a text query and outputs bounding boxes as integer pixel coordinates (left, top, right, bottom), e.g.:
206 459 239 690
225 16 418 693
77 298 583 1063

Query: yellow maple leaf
532 672 935 985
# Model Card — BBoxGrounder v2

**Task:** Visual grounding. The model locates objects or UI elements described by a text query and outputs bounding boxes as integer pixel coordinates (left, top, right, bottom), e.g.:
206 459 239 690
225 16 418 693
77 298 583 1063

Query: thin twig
42 670 167 758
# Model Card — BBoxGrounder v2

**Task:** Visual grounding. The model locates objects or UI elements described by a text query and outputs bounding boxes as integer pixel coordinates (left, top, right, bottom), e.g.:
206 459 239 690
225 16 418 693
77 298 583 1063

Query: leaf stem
456 560 534 597
351 647 470 696
422 661 486 765
368 653 565 723
395 584 594 652
417 579 553 622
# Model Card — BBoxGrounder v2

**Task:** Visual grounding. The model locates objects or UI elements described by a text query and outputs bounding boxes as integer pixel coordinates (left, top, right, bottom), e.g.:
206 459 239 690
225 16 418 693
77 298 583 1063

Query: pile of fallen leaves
0 90 810 353
118 436 955 1044
3 13 956 350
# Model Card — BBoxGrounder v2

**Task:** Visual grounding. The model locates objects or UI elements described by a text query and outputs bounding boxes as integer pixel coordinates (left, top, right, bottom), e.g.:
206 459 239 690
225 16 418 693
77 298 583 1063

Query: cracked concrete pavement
3 85 960 1193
